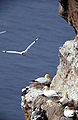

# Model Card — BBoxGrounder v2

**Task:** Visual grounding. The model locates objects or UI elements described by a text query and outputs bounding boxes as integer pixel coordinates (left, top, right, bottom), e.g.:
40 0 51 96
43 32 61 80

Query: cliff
21 0 78 120
51 0 78 103
21 82 78 120
51 40 78 103
21 40 78 120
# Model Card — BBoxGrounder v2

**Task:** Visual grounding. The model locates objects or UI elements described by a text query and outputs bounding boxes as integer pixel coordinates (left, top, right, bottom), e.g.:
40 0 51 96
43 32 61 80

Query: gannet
31 74 51 85
64 106 76 118
43 86 58 97
59 92 69 105
0 30 6 34
1 38 39 56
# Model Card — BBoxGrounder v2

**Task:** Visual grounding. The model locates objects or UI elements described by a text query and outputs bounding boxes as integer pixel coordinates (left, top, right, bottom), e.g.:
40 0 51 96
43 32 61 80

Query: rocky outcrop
21 40 78 120
51 40 78 103
21 83 78 120
59 0 78 39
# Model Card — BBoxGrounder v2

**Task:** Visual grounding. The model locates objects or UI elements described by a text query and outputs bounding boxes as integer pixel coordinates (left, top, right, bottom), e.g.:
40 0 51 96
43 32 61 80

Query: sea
0 0 75 120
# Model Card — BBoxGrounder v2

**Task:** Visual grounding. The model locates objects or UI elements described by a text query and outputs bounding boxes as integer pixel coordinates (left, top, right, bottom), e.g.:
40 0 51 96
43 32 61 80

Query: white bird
31 74 51 85
43 86 58 97
1 38 39 56
59 92 69 105
0 30 6 34
64 106 76 118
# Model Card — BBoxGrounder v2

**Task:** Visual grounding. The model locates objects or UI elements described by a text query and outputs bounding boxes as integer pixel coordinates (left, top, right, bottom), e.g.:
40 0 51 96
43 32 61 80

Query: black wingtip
31 80 36 82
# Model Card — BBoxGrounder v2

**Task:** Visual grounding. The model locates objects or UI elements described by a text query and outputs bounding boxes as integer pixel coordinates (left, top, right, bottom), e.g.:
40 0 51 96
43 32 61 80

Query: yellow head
65 106 70 110
44 86 49 90
64 92 68 98
45 74 50 79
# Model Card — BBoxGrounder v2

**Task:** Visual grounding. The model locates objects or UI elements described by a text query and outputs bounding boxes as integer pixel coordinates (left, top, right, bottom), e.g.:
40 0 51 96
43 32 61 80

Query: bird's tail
29 80 37 84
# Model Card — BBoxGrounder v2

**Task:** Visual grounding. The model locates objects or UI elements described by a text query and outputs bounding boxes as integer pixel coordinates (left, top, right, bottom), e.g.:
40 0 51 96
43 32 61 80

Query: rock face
21 40 78 120
21 83 78 120
51 40 78 103
59 0 78 39
50 0 78 103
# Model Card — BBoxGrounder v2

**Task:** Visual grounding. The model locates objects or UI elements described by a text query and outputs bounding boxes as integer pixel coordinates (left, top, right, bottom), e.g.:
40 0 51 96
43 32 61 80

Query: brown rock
21 83 78 120
59 0 78 37
51 40 78 102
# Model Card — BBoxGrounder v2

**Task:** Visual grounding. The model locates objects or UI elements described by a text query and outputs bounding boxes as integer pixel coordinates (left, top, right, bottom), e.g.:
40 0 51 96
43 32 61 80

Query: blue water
0 0 75 120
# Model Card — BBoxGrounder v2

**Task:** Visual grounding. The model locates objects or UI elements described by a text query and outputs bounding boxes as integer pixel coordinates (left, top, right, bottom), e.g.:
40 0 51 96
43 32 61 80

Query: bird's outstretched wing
2 50 21 54
23 38 39 53
0 31 6 34
1 37 39 55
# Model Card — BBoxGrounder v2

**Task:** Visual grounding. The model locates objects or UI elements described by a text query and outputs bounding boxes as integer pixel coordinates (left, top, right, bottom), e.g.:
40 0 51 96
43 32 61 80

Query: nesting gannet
0 30 6 34
59 92 69 105
1 38 39 56
31 74 51 85
64 106 76 118
43 86 58 97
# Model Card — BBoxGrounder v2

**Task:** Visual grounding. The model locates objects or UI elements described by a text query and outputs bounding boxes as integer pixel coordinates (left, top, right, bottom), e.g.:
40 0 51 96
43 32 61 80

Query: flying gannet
43 86 58 97
31 74 51 85
0 31 6 34
1 38 39 56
